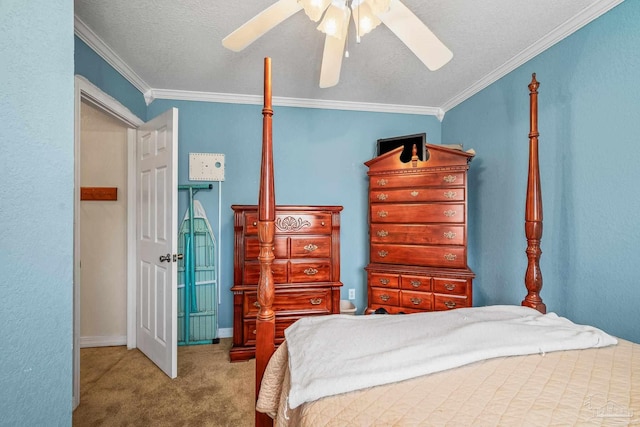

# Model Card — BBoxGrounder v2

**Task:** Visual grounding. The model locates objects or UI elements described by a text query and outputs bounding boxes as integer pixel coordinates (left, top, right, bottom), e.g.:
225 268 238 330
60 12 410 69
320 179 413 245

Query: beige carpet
73 338 255 427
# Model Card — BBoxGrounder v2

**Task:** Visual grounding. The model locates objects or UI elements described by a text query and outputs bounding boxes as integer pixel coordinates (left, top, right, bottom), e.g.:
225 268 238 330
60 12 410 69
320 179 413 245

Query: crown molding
440 0 624 113
150 88 444 118
74 15 152 96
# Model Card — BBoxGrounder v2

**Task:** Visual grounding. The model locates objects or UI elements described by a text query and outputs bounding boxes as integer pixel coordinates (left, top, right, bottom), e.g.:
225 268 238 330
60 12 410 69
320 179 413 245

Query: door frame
73 75 144 409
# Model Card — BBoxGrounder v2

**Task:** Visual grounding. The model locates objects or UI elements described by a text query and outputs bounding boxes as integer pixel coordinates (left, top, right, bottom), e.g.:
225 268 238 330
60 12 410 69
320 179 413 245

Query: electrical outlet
348 288 355 299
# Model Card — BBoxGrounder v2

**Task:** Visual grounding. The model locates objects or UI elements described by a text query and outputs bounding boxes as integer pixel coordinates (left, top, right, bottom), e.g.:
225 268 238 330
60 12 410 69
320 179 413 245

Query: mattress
257 338 640 426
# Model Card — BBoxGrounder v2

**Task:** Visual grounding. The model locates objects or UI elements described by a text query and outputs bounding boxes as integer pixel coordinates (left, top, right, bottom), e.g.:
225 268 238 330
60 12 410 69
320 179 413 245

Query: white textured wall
80 101 128 343
0 1 74 424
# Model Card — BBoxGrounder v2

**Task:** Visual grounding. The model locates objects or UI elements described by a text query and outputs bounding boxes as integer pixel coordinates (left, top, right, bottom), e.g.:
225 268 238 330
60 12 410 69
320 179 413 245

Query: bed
250 58 640 426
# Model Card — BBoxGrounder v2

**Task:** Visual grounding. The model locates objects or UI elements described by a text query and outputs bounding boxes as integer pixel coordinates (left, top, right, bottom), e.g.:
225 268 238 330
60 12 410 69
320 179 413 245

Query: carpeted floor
73 338 255 427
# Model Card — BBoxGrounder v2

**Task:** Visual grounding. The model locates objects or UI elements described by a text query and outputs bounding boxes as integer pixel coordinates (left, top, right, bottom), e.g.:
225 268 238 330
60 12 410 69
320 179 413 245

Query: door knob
159 253 171 262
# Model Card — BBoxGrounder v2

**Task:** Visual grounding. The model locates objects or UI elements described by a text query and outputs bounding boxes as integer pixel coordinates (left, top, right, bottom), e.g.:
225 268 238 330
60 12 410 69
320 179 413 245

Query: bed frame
253 57 545 426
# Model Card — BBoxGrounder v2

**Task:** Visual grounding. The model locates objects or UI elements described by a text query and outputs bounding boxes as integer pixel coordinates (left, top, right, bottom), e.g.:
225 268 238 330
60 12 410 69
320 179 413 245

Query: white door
136 108 179 378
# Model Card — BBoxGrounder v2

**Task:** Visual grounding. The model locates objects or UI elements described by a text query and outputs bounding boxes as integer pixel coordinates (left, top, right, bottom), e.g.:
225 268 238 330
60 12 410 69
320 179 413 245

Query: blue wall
147 99 441 324
75 37 148 120
0 1 74 424
443 1 640 343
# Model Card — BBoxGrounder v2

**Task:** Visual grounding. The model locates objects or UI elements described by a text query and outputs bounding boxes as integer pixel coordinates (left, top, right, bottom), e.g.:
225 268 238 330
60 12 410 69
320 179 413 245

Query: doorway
73 76 143 409
79 100 128 348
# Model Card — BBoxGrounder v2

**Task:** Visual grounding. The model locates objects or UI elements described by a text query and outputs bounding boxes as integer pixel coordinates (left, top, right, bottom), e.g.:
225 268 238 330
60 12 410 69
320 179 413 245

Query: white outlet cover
189 153 225 181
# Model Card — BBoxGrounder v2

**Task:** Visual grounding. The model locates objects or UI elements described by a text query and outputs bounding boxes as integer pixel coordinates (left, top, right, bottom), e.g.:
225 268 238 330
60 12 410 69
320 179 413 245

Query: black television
376 133 428 163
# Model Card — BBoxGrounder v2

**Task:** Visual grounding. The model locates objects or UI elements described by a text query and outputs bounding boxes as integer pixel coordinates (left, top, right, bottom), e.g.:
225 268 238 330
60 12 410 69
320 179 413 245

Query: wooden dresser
230 205 343 361
364 144 475 314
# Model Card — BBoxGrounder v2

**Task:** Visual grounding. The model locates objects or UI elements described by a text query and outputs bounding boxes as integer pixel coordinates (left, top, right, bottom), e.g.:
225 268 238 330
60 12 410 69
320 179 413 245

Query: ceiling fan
222 0 453 88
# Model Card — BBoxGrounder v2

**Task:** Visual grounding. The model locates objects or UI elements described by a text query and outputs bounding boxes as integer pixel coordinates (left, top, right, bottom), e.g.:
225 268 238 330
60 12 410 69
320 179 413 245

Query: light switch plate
189 153 225 181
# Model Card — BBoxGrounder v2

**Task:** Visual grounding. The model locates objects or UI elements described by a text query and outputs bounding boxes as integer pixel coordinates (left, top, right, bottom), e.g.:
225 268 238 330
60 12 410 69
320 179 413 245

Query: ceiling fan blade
319 34 347 88
222 0 303 51
376 0 453 71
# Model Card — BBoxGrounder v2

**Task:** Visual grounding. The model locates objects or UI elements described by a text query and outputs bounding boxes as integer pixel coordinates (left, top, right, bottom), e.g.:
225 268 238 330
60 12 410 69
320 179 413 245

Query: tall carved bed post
256 57 276 427
522 73 546 313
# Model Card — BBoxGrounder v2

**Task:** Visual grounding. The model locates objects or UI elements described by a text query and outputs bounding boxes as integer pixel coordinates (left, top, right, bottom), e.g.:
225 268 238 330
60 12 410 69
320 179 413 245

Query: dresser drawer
245 288 332 317
368 272 399 288
243 260 288 284
244 211 332 235
243 316 300 346
370 287 400 306
370 244 466 268
289 260 332 283
371 203 465 224
400 274 431 291
290 236 331 258
434 294 469 310
244 236 288 259
401 290 433 311
433 277 468 295
371 188 464 203
370 172 465 190
371 224 465 246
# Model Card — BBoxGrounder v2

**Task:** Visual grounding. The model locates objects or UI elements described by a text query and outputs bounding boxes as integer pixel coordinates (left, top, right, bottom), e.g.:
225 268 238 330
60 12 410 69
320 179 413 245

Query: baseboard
218 328 232 339
80 335 127 348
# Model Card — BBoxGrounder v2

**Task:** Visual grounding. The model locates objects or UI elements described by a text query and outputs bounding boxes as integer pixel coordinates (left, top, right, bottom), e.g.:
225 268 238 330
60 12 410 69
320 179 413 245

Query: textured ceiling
74 0 620 112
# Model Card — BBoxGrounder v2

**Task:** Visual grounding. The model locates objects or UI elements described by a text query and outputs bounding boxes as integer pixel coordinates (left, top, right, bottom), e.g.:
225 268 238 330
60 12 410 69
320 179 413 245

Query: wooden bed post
522 73 546 314
255 57 276 427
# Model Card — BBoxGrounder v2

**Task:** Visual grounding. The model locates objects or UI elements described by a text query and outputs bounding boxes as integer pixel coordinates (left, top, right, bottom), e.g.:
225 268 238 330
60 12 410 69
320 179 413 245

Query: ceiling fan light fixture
317 1 350 39
350 0 382 39
299 0 331 22
363 0 391 16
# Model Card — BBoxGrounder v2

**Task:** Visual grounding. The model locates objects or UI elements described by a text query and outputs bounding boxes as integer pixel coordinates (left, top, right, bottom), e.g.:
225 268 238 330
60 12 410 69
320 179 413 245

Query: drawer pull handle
410 191 419 197
410 297 422 305
444 253 457 261
443 175 457 183
310 298 322 305
253 301 260 308
253 221 257 226
443 231 456 239
377 179 388 186
443 210 456 217
253 330 256 335
379 294 390 302
377 230 388 237
444 301 457 309
444 191 457 199
377 210 388 218
304 268 318 276
444 283 456 291
304 243 318 252
378 250 388 258
321 221 325 226
379 278 390 285
377 193 388 201
410 280 422 288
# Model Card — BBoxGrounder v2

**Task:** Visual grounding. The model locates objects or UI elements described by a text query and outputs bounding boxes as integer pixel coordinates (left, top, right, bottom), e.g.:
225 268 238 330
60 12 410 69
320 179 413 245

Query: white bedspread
284 305 617 409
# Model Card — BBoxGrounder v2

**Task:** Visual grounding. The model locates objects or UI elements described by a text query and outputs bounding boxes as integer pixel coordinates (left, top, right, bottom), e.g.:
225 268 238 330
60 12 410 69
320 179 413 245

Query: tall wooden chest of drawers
364 144 475 314
230 205 343 361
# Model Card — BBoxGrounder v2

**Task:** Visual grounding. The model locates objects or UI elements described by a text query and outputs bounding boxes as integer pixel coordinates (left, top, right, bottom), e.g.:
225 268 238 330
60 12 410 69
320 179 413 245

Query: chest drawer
245 236 288 259
433 277 469 295
370 287 400 306
244 211 332 235
371 188 464 203
401 290 433 311
368 272 399 288
245 288 332 317
371 204 465 224
370 172 465 189
400 274 431 291
371 224 465 246
243 260 288 284
290 236 331 258
289 260 332 283
434 294 469 310
371 244 466 268
243 316 301 346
